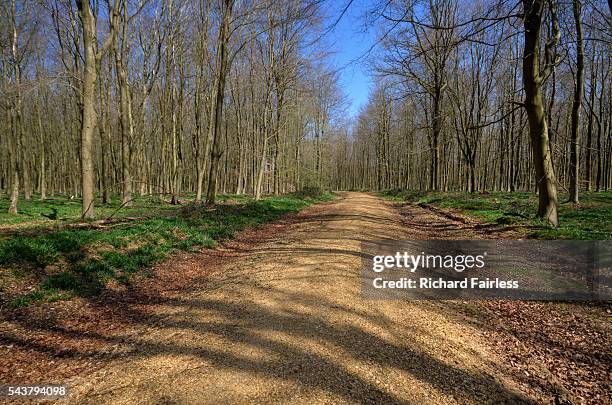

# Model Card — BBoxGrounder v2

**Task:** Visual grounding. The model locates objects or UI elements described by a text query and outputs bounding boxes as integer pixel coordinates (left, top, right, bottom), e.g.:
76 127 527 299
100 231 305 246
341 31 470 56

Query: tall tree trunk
99 60 112 204
595 115 602 191
522 0 559 226
8 108 19 213
9 170 19 214
273 132 280 195
8 0 22 213
430 87 442 190
585 52 596 191
75 0 119 218
36 102 46 200
77 1 98 219
318 127 323 187
255 133 268 200
569 0 584 203
206 0 233 205
22 164 31 200
194 89 205 202
195 153 205 201
116 57 134 206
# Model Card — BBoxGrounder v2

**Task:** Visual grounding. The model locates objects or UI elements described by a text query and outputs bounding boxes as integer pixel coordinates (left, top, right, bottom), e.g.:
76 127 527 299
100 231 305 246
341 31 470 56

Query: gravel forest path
70 192 537 404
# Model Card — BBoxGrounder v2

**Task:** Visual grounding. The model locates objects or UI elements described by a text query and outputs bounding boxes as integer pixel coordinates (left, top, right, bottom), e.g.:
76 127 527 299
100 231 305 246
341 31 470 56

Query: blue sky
323 0 377 118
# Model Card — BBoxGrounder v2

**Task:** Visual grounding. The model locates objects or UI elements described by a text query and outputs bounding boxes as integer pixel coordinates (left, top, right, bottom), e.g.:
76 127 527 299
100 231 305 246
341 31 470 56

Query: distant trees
308 66 344 189
1 0 610 226
335 0 611 226
377 0 457 191
0 0 42 213
0 0 342 216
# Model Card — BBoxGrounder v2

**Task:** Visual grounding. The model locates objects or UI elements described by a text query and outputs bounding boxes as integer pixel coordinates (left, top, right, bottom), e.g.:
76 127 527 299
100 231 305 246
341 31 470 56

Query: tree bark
8 107 19 213
206 0 233 205
75 0 119 218
522 0 559 226
8 0 22 213
36 101 46 200
115 46 134 206
569 0 584 203
255 133 268 200
76 1 98 218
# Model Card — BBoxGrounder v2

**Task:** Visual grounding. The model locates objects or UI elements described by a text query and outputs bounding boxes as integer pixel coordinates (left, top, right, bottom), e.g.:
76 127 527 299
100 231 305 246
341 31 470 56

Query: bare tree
205 0 234 204
75 0 121 218
521 0 560 225
569 0 585 203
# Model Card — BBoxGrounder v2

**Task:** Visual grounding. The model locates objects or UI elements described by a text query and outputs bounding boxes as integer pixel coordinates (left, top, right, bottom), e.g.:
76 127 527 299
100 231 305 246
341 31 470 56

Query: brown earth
1 192 609 404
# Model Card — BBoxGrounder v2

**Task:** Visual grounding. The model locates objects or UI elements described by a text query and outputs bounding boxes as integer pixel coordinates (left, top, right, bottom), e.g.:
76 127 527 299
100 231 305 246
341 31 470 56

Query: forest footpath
2 192 609 404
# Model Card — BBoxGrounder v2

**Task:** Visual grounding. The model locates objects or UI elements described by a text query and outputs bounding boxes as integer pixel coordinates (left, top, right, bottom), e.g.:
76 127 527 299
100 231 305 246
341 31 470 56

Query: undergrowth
0 192 334 307
380 189 611 240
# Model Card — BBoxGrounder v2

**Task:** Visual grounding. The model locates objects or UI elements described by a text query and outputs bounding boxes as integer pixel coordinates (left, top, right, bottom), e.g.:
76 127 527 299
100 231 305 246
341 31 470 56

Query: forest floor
381 189 612 240
0 193 333 308
1 192 610 404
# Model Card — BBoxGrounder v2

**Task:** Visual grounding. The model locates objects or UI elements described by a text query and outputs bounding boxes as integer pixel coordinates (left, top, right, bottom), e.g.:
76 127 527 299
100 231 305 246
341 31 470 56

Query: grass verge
0 192 335 307
380 189 612 240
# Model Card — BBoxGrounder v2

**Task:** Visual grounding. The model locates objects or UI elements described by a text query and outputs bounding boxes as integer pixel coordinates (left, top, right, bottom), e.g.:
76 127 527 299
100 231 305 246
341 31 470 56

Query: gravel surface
62 192 541 404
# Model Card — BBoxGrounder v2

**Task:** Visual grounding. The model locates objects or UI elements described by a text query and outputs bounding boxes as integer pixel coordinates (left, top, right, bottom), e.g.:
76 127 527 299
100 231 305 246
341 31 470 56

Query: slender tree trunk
194 90 205 202
99 61 112 204
273 132 280 195
9 171 19 213
117 63 134 206
8 107 19 213
430 84 442 191
315 115 323 188
469 156 476 194
195 160 205 201
569 0 584 203
256 134 268 200
206 0 233 205
595 117 602 191
8 0 22 213
78 6 97 218
36 102 46 200
585 52 596 191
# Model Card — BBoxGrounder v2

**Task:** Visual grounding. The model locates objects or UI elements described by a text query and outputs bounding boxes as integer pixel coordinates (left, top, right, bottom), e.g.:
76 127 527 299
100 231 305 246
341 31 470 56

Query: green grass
1 191 335 307
380 189 612 240
0 193 180 227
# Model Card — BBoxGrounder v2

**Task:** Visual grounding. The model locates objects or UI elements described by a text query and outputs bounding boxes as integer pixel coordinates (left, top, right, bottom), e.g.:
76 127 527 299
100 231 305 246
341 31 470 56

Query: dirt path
66 192 538 404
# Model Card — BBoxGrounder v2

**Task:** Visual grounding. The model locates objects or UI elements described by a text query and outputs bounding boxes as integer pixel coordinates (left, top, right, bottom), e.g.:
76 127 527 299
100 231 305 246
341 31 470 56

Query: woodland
0 0 611 224
0 1 611 402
